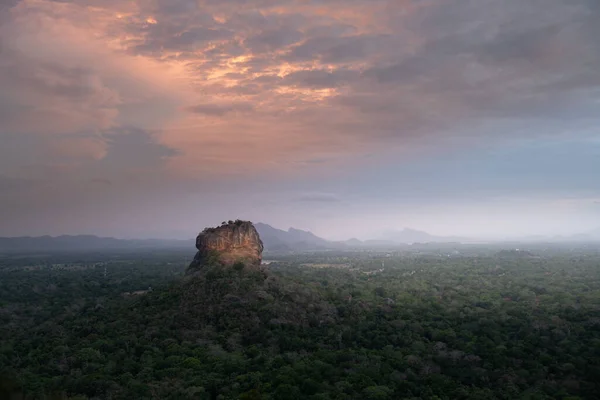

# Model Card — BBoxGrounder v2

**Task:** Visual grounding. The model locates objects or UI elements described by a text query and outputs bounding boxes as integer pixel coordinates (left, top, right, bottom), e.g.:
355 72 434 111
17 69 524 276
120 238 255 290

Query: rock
187 220 264 273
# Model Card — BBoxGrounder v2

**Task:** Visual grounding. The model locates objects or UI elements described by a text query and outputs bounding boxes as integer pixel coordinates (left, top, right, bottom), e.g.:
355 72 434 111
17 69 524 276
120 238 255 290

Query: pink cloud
1 0 598 183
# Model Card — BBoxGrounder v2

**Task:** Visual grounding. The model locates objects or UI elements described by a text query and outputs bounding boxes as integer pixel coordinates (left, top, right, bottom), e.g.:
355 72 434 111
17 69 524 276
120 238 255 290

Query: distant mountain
254 223 333 251
379 228 467 244
12 224 595 254
0 235 193 252
286 227 329 245
343 238 363 247
0 227 349 254
255 223 472 250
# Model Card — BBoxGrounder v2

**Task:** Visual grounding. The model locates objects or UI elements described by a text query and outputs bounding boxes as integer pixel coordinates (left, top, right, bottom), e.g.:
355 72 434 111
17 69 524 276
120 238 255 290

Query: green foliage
362 385 393 400
233 261 245 271
1 247 600 399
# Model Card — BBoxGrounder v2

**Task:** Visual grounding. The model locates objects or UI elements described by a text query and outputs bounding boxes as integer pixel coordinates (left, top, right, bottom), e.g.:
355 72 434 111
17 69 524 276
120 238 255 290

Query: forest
1 245 600 399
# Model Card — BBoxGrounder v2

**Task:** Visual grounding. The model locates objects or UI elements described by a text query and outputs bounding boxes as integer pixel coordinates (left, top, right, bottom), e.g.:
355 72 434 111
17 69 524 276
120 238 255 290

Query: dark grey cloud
303 22 357 38
185 102 255 116
167 27 232 48
322 0 600 142
0 47 93 99
283 34 392 64
156 0 198 15
477 25 562 65
226 8 308 30
100 127 179 170
0 43 119 136
13 63 97 99
131 24 233 55
244 27 304 53
0 0 19 11
282 68 358 88
364 55 438 84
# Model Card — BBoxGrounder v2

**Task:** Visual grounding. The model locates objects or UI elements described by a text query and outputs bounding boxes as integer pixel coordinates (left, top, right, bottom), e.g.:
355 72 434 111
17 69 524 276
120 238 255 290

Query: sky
1 0 599 241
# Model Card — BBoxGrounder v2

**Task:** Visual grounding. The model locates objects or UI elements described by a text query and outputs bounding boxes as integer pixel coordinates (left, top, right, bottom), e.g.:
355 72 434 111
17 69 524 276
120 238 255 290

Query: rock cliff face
187 220 264 273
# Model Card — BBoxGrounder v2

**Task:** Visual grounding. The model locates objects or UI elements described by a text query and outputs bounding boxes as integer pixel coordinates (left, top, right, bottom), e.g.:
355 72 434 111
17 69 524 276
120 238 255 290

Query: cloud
131 25 234 55
3 0 598 170
185 102 255 116
89 178 112 186
0 0 19 14
100 127 179 172
0 0 190 179
294 193 341 203
0 45 120 135
244 27 304 53
0 175 38 192
282 68 358 88
1 0 600 238
47 136 108 161
282 34 389 64
155 0 198 16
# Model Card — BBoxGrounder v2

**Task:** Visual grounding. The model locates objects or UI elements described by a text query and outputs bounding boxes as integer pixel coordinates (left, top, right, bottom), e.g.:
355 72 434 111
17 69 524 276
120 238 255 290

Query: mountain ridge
0 235 193 252
1 225 599 252
378 228 468 244
254 223 468 250
254 223 331 250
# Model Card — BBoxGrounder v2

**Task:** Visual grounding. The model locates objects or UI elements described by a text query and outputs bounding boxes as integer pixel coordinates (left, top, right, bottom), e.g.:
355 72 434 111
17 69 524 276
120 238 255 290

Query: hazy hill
254 224 468 250
0 226 339 253
343 238 363 247
379 228 467 244
0 235 193 252
254 223 333 251
0 225 471 253
7 224 594 253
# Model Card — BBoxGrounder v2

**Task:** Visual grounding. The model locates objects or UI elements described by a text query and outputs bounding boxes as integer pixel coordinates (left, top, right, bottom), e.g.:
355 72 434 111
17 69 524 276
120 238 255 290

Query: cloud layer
1 0 599 237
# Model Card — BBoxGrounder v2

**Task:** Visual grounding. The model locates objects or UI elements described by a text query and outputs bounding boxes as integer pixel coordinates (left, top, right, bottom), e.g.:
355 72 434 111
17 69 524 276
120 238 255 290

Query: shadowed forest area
1 246 599 399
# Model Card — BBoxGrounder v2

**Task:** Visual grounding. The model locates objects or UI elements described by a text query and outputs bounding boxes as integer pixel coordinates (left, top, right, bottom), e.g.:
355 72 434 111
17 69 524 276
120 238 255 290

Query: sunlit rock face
187 220 264 273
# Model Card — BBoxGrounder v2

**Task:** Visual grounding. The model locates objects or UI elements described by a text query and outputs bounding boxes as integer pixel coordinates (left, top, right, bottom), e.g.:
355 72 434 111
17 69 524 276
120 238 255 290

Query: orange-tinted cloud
1 0 599 183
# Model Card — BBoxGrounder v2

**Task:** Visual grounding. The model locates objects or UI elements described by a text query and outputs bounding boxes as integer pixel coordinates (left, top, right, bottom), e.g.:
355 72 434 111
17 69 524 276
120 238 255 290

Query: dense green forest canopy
1 245 600 399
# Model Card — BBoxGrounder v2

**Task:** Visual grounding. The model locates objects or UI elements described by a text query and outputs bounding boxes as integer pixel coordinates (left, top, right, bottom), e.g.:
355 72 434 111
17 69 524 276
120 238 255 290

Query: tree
362 385 393 400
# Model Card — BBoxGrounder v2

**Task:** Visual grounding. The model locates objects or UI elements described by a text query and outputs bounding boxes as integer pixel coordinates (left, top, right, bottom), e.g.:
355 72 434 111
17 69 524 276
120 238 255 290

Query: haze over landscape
4 2 600 398
1 0 600 241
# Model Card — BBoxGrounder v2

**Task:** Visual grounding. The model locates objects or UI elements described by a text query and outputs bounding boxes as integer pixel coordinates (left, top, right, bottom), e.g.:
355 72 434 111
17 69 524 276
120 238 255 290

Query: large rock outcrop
187 220 264 273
